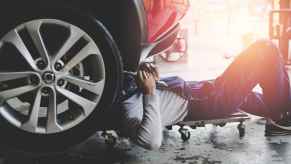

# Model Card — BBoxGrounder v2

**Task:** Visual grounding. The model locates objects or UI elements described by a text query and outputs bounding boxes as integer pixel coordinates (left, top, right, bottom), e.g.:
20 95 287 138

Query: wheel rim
0 19 106 134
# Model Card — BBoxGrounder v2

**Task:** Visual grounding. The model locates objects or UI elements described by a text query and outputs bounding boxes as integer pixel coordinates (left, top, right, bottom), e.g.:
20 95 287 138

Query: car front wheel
0 7 123 152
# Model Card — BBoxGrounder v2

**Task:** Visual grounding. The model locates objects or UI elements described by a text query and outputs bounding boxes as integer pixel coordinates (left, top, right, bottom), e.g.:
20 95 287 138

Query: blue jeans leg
210 40 290 120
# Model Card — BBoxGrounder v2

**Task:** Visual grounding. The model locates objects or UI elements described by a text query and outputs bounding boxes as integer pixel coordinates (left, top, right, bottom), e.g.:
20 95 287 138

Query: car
159 28 189 62
0 0 189 152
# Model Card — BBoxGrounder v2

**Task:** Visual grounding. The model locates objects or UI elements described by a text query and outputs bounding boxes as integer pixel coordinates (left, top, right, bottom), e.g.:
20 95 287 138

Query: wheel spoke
63 41 101 72
64 75 105 95
0 85 38 104
2 30 38 70
46 87 62 133
26 20 50 65
56 86 96 115
53 26 84 63
0 71 37 82
21 89 42 132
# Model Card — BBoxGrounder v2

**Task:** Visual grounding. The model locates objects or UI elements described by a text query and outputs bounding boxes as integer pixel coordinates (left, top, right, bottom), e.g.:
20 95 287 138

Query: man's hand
137 70 156 95
136 63 159 95
140 63 160 80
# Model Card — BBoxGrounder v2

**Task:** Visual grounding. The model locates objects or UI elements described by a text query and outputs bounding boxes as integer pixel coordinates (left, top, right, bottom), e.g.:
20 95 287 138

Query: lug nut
54 62 63 71
30 75 40 85
41 87 50 94
57 79 65 86
36 60 46 70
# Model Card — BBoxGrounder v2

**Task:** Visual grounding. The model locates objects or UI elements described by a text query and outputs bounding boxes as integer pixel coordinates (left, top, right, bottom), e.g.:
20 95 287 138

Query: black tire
0 7 123 152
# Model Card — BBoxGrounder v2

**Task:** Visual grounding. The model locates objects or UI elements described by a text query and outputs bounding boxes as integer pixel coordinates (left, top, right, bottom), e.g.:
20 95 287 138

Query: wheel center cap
42 71 56 84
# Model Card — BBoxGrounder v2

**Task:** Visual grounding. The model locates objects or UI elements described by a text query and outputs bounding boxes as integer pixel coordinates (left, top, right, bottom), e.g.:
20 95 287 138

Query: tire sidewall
0 7 123 152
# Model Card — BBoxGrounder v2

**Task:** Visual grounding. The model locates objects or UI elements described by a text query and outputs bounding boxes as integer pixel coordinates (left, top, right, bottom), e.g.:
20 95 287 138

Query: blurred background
156 0 275 81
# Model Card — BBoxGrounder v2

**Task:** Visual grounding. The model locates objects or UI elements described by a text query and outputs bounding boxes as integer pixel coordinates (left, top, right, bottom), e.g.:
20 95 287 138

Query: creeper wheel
237 122 246 138
179 127 191 141
102 131 117 147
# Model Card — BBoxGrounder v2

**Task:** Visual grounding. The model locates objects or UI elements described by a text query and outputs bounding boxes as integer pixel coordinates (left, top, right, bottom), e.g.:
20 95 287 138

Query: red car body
144 0 189 42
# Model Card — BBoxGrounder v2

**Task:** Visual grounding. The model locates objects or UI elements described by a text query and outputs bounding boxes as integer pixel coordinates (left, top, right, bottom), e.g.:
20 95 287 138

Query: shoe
265 118 291 136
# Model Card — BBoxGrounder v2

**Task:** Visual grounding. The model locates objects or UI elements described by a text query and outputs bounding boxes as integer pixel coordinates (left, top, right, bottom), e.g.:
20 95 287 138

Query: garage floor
0 117 290 164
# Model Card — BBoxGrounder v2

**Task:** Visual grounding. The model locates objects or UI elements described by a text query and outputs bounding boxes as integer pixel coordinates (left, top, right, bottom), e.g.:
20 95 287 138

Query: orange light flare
184 0 272 74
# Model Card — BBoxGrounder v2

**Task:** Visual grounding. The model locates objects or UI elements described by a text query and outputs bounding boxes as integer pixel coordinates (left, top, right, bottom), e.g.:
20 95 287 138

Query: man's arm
121 66 163 150
121 92 163 150
135 93 162 150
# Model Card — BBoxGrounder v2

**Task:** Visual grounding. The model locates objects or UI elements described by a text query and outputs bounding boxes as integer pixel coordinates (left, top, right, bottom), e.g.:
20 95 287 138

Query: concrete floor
72 118 291 164
1 117 291 164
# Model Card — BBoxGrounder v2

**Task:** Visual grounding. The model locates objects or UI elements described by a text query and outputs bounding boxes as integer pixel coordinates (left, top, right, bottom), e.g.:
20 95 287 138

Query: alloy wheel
0 19 105 134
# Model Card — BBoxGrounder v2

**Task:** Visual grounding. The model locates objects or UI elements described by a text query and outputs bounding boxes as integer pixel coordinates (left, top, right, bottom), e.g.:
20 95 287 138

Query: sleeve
121 92 163 150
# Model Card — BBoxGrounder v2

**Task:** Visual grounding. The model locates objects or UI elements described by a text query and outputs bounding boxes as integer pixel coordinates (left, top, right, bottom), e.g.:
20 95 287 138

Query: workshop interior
0 0 291 163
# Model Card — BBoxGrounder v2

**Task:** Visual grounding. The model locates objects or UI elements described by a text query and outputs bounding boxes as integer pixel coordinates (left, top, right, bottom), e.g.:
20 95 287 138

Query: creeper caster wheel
166 125 173 130
179 126 191 142
237 122 246 138
190 125 197 129
218 123 226 127
102 131 117 147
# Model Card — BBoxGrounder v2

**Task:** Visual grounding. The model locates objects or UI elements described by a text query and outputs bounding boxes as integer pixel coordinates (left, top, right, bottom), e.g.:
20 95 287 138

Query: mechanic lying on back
120 40 291 150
